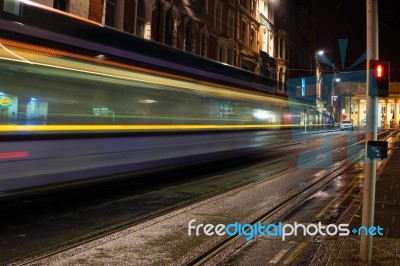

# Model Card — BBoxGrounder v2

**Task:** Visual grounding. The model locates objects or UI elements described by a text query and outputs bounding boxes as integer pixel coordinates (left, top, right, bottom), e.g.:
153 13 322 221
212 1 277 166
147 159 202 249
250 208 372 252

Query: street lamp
315 50 338 128
315 50 325 129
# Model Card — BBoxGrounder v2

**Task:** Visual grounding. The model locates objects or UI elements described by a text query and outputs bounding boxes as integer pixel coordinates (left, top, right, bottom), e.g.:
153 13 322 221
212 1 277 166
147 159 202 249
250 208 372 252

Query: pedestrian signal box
367 141 388 159
369 60 390 97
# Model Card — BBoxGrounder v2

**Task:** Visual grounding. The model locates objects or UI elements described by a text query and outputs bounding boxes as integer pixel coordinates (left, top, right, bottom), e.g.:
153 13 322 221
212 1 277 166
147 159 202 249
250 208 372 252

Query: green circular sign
0 97 12 107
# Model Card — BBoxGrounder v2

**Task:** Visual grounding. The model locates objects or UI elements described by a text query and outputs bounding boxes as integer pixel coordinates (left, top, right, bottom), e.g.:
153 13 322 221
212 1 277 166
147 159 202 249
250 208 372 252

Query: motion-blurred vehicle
340 120 354 131
0 0 317 197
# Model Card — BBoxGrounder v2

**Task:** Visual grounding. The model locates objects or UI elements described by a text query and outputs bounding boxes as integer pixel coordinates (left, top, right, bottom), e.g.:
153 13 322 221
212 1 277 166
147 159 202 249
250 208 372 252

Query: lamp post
331 76 340 127
360 0 379 261
315 50 338 129
315 50 324 98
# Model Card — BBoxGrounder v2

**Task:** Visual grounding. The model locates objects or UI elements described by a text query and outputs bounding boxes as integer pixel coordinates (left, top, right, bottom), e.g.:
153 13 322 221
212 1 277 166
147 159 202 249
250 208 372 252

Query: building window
262 29 268 52
105 0 117 27
227 47 233 65
301 77 305 96
250 0 255 15
269 33 274 55
165 9 173 45
241 21 247 43
228 12 234 38
53 0 67 11
215 2 222 32
185 21 194 53
200 33 207 57
136 0 145 37
218 45 224 62
250 29 255 49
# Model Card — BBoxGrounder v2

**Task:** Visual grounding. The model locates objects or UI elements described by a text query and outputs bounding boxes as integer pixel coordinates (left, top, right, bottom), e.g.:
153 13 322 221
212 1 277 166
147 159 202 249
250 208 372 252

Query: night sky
310 0 400 81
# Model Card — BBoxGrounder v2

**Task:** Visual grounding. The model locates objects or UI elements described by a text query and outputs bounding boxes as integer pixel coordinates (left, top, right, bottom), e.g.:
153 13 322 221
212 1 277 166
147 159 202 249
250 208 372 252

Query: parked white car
340 120 354 130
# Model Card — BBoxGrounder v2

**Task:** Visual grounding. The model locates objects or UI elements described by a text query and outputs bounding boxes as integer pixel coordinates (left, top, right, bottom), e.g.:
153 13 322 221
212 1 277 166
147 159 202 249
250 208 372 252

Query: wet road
0 129 394 264
220 162 366 265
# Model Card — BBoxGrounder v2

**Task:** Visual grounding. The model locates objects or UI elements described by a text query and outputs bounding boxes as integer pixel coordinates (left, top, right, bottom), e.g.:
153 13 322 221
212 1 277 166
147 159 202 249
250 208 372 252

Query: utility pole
360 0 379 262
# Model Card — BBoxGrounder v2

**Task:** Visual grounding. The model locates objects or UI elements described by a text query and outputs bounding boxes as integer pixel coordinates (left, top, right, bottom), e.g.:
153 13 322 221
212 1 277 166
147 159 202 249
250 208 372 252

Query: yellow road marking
269 240 296 264
283 242 308 265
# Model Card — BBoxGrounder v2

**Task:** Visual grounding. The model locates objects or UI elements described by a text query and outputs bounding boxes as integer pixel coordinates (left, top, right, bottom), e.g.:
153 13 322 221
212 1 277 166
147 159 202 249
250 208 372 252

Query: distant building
336 82 400 128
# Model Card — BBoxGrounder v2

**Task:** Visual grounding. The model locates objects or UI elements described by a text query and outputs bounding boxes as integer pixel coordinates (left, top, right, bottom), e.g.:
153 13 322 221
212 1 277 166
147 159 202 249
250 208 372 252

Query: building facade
378 82 400 128
28 0 278 84
28 0 321 103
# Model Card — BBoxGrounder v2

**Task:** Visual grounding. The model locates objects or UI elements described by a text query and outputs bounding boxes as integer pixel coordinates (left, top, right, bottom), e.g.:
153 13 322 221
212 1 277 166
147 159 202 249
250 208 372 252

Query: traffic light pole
360 0 379 262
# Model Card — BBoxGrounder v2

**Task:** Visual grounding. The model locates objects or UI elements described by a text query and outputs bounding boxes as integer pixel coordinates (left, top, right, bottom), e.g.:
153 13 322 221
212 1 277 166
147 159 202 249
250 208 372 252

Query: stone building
26 0 267 80
40 0 261 72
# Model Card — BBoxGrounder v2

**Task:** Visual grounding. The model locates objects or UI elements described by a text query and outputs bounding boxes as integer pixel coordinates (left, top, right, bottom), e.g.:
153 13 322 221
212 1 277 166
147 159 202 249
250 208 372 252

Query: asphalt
310 135 400 266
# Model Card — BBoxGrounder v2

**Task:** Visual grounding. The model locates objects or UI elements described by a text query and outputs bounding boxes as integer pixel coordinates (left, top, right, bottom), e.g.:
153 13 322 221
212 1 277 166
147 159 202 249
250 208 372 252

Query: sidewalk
310 137 400 265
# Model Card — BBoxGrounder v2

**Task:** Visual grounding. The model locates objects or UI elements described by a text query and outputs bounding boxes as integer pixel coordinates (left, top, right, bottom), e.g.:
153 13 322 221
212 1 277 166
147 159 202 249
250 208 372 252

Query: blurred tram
0 0 316 197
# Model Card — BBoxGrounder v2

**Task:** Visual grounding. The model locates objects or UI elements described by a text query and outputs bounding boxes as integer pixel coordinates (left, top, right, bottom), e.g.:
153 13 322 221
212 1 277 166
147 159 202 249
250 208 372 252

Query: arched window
136 0 145 37
165 9 173 46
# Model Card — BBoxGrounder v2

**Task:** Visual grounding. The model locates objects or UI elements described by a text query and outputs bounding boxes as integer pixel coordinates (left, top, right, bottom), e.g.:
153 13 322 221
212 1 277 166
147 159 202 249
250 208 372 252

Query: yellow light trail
0 39 319 133
0 39 295 105
0 124 329 132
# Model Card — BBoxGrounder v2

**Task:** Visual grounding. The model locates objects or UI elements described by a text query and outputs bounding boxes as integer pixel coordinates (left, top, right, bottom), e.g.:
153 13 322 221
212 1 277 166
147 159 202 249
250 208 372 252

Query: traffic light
369 60 390 97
